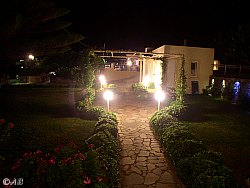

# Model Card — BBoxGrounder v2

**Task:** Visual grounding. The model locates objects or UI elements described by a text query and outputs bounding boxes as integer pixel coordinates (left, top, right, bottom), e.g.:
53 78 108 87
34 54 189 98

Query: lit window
191 61 197 76
222 80 226 88
213 60 219 70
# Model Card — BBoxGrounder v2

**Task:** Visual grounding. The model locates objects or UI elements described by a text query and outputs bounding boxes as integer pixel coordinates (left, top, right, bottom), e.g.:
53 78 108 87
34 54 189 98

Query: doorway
191 81 199 94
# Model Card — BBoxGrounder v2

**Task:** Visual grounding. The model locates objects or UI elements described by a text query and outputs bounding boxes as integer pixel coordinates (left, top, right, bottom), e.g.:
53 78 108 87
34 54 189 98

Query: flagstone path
94 92 185 188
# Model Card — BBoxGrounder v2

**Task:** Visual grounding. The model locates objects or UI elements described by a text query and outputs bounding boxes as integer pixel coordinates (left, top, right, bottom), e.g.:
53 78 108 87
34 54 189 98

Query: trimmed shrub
176 151 239 188
166 100 186 118
99 112 118 124
150 101 240 188
95 123 118 138
78 106 105 120
150 108 175 131
131 82 149 100
164 139 205 164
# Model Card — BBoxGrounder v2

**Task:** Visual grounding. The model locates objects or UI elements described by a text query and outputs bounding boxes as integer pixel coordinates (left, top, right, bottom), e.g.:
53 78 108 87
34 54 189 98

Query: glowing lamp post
154 90 165 111
28 54 34 60
103 90 113 112
99 75 106 90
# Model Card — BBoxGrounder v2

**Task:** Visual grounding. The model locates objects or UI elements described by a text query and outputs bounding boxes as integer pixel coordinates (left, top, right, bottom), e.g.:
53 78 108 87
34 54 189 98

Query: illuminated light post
28 54 34 60
103 90 113 112
99 75 106 90
143 75 150 91
154 90 165 111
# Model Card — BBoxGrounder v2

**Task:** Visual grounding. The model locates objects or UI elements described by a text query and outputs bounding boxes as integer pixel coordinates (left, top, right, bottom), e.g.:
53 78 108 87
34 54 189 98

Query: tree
0 0 84 66
214 24 250 65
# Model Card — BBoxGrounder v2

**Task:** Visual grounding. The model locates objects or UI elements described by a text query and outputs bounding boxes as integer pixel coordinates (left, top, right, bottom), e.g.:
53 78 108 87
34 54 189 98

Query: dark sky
55 0 248 51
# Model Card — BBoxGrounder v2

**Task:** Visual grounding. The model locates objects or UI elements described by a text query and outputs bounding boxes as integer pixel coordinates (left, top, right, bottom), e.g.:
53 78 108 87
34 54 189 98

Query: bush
78 106 105 120
131 83 149 100
11 143 110 188
94 123 118 138
150 102 240 188
10 109 119 188
176 151 239 188
99 112 118 124
164 139 205 164
166 100 186 118
150 108 175 131
84 112 119 187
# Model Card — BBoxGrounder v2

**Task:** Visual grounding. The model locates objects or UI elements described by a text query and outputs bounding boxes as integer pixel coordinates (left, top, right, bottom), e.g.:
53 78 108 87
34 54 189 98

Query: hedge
150 107 240 188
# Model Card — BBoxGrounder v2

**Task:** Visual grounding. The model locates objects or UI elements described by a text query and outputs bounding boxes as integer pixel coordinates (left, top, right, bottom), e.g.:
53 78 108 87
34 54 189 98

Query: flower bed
150 107 240 188
8 112 119 187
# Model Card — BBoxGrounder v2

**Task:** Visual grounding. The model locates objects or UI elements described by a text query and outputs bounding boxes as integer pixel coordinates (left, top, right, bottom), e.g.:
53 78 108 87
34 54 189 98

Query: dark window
191 62 197 76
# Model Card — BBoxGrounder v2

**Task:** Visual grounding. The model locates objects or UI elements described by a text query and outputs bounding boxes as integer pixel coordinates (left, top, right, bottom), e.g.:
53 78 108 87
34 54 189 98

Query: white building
143 45 215 94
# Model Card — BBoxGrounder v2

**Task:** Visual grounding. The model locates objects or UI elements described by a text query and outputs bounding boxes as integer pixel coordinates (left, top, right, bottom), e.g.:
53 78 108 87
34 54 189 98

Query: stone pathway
94 92 185 188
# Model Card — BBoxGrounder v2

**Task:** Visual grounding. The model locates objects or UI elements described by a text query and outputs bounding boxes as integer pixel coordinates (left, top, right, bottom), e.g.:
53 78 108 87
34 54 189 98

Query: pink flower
54 147 60 154
88 144 95 149
0 118 6 125
75 152 86 161
9 123 14 129
83 176 91 184
48 156 56 165
35 150 42 156
97 176 103 182
23 152 33 158
61 157 73 165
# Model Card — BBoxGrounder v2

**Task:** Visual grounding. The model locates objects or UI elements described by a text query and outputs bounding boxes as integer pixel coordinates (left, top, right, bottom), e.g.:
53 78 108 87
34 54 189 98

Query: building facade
143 45 214 94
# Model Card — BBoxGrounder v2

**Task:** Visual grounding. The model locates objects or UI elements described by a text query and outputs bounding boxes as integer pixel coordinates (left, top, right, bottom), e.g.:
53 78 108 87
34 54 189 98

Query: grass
0 87 96 175
181 95 250 187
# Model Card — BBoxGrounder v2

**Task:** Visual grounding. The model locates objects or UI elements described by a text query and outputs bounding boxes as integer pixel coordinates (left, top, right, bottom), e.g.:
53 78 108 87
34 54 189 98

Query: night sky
47 0 248 51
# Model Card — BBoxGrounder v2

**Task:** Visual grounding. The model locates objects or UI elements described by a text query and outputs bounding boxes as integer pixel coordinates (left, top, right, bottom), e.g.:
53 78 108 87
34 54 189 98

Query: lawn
181 95 250 187
0 87 96 176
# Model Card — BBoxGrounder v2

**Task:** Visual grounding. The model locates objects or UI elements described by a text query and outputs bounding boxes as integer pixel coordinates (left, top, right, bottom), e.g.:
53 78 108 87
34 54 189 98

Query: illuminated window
222 80 226 88
191 61 198 76
213 60 219 70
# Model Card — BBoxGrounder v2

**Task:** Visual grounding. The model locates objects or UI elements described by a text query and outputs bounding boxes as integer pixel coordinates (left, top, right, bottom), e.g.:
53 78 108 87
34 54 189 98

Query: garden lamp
103 90 113 112
154 89 165 111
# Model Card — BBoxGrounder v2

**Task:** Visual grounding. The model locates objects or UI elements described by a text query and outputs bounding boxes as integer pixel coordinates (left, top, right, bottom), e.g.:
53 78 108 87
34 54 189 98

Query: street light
99 75 106 90
103 90 113 112
154 90 165 111
28 54 34 60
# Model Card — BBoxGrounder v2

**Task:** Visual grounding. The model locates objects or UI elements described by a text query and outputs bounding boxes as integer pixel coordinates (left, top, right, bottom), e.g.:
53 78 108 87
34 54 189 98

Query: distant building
143 45 215 94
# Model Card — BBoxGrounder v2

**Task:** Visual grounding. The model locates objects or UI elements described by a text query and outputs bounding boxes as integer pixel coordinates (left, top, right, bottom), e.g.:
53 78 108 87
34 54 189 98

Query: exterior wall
27 76 42 83
103 68 139 82
152 45 214 94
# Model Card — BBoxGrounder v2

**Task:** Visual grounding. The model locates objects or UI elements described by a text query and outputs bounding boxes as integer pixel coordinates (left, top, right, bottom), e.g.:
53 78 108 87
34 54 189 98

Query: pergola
93 49 183 83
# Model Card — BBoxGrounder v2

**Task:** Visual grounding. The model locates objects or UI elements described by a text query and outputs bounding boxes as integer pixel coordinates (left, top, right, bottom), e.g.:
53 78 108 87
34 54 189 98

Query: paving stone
120 157 135 165
139 133 148 138
147 164 156 171
153 168 162 176
123 173 144 185
138 151 150 157
136 157 147 162
130 165 142 174
144 173 160 185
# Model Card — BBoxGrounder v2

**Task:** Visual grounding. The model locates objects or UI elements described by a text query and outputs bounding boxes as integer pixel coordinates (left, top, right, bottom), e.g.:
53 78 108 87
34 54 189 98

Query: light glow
103 90 114 112
143 75 150 89
213 60 219 70
99 75 106 89
154 90 165 111
28 54 34 60
127 58 132 66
